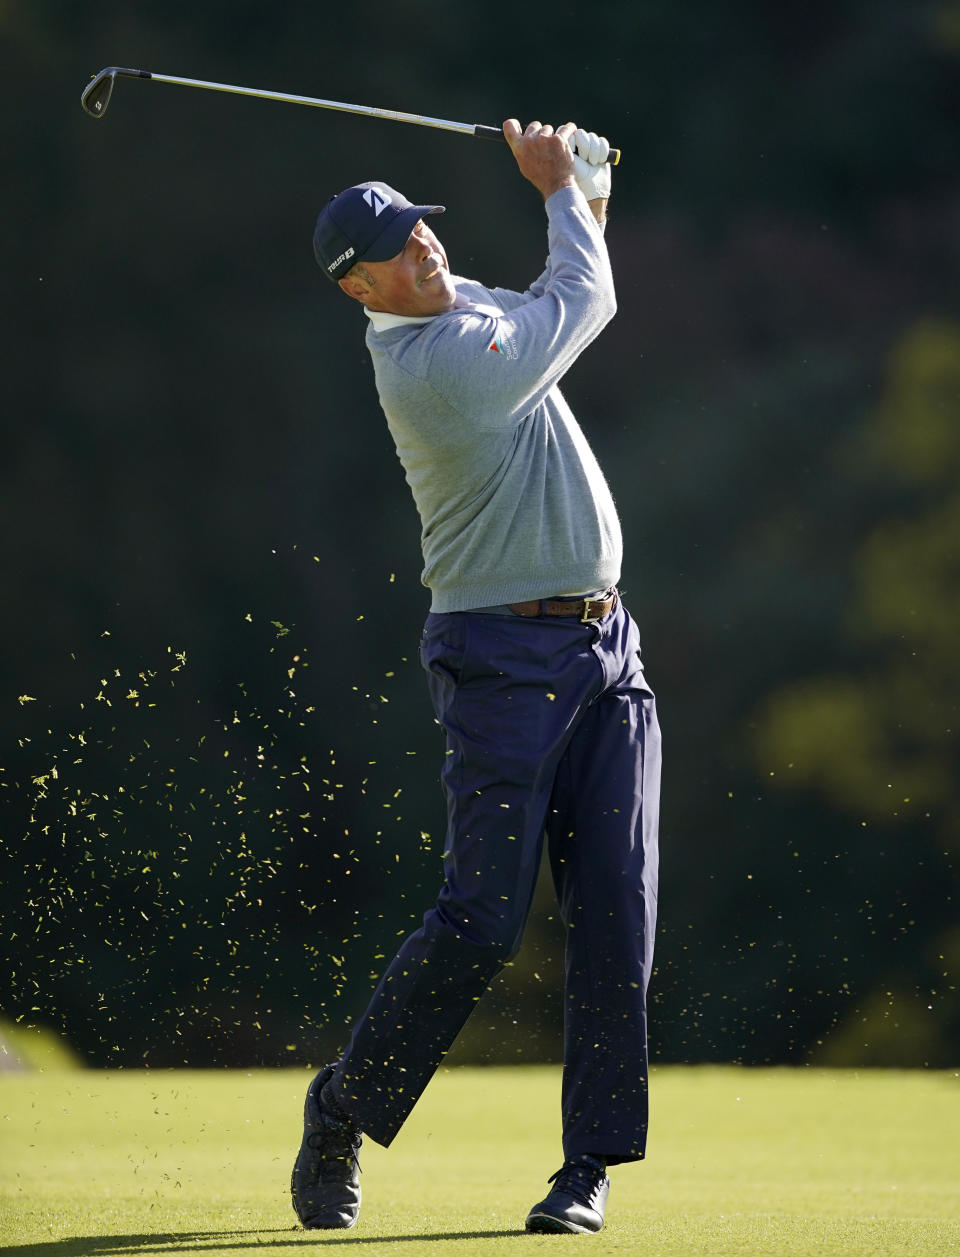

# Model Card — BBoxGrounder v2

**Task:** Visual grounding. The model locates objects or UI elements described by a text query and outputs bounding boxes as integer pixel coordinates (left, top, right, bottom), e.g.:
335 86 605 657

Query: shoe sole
525 1211 598 1234
297 1214 358 1230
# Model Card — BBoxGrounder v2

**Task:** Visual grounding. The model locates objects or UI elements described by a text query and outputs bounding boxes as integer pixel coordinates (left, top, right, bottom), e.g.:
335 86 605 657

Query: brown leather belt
508 589 618 622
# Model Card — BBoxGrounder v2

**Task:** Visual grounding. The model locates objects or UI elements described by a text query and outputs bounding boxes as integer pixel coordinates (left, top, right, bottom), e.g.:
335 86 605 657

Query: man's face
342 218 456 317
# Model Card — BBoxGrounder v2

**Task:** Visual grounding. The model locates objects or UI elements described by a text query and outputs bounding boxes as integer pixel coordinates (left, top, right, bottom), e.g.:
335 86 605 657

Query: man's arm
424 196 615 426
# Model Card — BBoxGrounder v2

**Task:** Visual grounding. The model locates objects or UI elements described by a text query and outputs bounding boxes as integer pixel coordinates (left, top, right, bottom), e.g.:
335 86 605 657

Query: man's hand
503 119 577 201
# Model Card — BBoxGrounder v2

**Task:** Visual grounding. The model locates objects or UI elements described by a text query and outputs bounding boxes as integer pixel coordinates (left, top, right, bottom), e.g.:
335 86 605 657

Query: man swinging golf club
294 117 661 1235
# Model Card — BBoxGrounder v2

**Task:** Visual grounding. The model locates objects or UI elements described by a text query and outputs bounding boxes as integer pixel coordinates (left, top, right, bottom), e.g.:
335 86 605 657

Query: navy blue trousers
327 596 660 1163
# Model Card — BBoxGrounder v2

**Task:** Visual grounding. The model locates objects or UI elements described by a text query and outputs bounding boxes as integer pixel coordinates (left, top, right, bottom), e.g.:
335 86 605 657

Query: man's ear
338 273 371 304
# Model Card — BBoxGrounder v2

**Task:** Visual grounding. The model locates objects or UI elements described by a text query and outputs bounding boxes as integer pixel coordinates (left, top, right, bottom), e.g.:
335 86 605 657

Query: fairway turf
1 1065 958 1256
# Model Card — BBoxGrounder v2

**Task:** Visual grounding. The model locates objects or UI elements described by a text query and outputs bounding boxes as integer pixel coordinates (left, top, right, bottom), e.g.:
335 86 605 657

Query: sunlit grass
1 1065 958 1255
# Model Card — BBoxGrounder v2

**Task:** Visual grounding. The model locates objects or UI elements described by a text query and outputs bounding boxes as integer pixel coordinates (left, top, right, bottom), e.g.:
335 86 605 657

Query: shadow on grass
2 1228 526 1255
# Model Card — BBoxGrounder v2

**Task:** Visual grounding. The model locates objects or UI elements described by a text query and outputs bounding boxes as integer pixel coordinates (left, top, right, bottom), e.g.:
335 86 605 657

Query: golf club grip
473 124 621 167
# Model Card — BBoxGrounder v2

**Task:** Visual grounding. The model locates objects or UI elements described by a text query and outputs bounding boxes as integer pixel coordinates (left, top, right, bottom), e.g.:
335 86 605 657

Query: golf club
80 66 621 165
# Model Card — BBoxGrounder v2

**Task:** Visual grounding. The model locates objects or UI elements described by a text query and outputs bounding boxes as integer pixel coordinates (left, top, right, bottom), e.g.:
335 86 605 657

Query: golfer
293 118 661 1235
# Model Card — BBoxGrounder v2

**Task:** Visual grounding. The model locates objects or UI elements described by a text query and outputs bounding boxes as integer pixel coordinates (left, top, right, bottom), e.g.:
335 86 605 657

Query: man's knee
430 898 526 968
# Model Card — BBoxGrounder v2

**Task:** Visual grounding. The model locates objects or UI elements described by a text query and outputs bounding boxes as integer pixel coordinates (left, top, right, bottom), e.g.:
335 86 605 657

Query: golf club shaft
81 67 622 165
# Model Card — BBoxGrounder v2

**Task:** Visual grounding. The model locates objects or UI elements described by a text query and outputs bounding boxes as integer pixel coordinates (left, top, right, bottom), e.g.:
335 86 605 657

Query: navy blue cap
313 181 445 282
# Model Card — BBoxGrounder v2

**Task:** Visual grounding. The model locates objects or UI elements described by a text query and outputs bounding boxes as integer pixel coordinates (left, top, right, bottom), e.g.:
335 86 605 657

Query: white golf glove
570 127 612 201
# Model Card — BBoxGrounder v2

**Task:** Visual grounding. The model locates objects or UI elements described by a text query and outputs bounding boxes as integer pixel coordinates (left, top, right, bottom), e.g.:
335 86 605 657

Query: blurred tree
752 320 960 1064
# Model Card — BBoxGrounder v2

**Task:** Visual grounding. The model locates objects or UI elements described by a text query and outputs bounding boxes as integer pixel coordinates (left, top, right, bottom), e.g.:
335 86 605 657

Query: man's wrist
587 196 608 224
540 175 577 201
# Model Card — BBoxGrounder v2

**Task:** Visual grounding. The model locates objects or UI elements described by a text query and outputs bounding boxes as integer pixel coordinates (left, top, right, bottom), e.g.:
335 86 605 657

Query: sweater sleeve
423 186 615 429
486 216 606 311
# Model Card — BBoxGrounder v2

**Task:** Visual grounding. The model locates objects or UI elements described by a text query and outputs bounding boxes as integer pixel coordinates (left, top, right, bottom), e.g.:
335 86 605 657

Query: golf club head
81 67 150 118
81 68 117 117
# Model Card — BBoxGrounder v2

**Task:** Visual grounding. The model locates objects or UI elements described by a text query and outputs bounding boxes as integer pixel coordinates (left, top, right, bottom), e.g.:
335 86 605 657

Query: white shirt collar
364 286 476 332
364 308 436 331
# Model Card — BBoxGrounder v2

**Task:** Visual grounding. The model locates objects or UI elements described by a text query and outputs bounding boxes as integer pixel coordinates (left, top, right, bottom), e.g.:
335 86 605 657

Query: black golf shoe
291 1065 362 1229
525 1154 610 1233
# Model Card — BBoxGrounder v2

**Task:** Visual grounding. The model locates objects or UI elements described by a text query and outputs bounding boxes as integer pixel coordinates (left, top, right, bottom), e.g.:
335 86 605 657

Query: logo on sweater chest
487 331 518 360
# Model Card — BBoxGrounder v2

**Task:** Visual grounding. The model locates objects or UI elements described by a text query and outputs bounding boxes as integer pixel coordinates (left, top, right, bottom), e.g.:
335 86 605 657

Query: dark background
2 1 958 1069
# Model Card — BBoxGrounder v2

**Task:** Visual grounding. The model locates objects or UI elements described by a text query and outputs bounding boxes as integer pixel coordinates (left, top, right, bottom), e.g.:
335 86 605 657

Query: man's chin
420 276 457 314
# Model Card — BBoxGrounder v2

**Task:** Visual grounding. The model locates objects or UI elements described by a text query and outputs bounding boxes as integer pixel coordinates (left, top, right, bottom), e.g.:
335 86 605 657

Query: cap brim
363 204 445 264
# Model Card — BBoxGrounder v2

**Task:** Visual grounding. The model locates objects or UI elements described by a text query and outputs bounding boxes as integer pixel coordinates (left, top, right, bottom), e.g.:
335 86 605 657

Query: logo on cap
327 246 355 274
363 187 392 217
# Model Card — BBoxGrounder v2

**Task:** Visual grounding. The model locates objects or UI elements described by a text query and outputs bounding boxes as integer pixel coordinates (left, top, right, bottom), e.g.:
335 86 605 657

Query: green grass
1 1065 958 1256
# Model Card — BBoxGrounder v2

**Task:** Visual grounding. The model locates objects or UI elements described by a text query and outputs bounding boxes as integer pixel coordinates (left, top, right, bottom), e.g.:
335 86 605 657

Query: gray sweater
364 184 621 613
